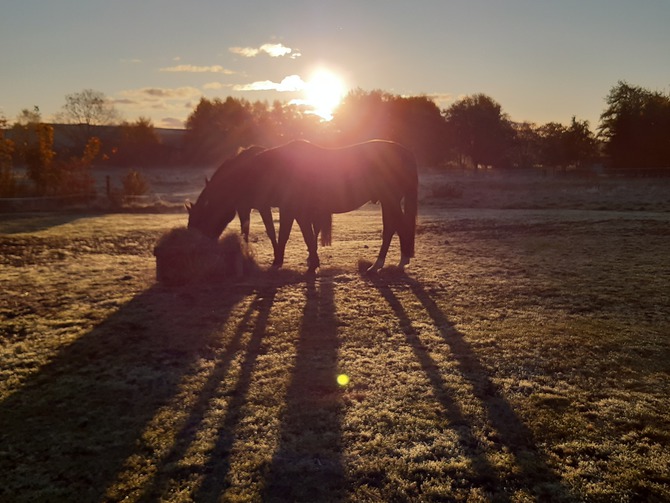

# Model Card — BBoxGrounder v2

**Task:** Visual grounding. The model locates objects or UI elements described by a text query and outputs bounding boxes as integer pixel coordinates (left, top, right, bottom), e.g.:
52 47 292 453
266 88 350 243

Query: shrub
122 169 150 196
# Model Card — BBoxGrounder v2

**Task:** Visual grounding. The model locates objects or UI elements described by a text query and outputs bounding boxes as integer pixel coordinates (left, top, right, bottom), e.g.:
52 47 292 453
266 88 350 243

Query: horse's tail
320 213 333 247
402 152 418 259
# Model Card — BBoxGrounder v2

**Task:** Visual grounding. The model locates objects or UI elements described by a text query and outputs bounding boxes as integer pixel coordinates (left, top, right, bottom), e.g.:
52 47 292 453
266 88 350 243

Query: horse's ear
185 201 192 214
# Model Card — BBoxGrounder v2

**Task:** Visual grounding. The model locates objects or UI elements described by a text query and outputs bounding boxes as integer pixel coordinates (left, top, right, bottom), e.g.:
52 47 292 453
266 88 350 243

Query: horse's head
186 146 265 240
186 178 236 240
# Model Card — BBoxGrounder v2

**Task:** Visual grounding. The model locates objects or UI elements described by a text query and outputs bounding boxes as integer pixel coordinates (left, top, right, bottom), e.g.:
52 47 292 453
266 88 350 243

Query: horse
186 146 279 259
187 139 418 274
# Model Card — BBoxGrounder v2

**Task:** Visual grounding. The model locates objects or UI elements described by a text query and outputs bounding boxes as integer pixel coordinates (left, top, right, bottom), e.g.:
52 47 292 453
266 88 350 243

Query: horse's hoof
306 257 320 270
365 265 380 275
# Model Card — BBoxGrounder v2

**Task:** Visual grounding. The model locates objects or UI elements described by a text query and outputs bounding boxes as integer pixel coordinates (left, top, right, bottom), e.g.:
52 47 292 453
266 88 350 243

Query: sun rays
303 68 346 121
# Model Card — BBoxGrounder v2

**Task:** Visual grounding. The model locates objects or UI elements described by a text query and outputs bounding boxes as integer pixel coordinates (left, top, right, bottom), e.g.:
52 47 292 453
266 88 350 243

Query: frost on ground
1 174 669 502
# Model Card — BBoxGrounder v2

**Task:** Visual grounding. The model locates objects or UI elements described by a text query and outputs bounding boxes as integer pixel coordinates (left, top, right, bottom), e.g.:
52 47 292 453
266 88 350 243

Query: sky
2 0 669 130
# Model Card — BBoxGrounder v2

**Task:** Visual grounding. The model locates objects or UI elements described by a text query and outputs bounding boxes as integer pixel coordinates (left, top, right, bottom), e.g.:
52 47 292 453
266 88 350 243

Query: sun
304 69 346 121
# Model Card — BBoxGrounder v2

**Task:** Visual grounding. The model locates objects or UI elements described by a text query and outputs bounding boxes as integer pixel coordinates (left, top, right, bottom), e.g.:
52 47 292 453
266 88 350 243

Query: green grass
1 187 669 501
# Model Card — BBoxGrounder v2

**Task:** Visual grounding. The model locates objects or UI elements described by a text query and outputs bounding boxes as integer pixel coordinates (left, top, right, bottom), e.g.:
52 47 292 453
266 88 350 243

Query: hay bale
153 227 257 284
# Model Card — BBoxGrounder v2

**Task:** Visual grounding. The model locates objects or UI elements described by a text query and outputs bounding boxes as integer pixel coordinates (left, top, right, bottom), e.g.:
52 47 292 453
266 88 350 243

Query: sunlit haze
1 0 669 129
302 69 346 121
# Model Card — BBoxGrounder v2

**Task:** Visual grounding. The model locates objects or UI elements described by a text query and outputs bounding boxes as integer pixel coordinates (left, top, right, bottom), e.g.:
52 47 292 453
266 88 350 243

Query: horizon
2 1 669 130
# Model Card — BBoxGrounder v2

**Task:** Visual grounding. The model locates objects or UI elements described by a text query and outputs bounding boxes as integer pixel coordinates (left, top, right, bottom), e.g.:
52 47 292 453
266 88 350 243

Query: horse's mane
209 145 266 183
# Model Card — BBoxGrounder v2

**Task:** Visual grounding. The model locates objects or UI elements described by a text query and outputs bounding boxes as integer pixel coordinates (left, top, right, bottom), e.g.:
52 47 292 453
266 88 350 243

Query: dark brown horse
187 139 418 273
186 146 279 258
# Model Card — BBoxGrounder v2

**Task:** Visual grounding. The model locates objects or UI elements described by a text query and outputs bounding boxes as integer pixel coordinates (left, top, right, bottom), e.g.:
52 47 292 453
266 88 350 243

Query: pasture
1 174 669 502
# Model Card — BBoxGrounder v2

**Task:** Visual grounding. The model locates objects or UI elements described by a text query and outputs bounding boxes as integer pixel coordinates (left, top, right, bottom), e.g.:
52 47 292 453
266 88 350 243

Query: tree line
2 81 669 197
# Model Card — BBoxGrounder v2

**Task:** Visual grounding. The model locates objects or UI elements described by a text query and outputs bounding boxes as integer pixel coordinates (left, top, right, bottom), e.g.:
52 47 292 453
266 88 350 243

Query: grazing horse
187 139 418 273
186 146 279 259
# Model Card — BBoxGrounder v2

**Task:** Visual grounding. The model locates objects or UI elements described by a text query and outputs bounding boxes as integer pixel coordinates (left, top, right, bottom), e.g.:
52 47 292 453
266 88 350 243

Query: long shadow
0 212 87 234
262 276 346 501
190 286 277 502
132 287 274 500
0 281 252 502
369 274 573 500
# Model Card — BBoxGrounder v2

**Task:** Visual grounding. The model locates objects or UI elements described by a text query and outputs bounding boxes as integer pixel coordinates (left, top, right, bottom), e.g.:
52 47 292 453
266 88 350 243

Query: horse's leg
238 206 251 243
396 207 410 269
367 202 400 273
312 221 320 243
273 209 294 268
259 206 278 258
296 216 320 273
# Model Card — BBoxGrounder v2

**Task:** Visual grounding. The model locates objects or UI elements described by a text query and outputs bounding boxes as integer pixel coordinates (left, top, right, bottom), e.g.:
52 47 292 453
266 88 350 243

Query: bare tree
56 89 121 149
57 89 120 126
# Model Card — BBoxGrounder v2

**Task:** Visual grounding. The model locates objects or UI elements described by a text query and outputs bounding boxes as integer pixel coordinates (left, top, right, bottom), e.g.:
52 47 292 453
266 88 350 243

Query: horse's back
248 140 417 213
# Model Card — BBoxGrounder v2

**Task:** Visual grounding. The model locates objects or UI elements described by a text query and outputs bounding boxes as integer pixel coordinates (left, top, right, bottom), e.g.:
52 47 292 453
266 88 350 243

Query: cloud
160 117 185 129
202 82 231 90
111 87 202 128
427 92 453 101
159 64 236 74
426 92 455 109
229 43 300 59
114 86 203 107
233 75 305 92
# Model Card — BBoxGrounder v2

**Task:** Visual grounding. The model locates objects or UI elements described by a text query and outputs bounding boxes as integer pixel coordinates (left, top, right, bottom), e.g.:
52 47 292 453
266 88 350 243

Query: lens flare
336 374 350 386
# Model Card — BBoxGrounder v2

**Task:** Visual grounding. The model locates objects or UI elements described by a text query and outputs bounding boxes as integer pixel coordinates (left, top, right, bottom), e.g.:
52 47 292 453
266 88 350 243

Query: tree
54 136 100 197
334 90 447 165
115 117 162 166
443 94 515 169
26 123 57 195
10 106 99 197
0 114 17 196
56 89 120 150
15 106 42 126
508 122 541 170
185 97 264 163
387 95 447 166
535 118 597 171
11 108 57 194
564 117 597 169
599 81 670 170
335 89 395 143
537 122 569 169
58 88 120 127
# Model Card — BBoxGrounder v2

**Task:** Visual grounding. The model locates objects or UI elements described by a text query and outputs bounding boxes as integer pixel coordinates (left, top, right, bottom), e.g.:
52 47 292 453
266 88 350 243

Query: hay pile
153 227 257 284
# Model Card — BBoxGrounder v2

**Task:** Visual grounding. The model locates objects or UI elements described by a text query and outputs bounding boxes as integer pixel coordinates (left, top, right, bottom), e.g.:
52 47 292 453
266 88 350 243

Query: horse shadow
142 283 280 501
261 275 345 501
0 280 254 502
0 268 347 502
367 272 573 500
2 264 572 500
0 213 90 234
185 273 345 502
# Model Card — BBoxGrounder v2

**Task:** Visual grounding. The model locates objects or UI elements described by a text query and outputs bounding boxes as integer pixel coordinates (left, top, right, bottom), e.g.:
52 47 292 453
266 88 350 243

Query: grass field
1 175 669 502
